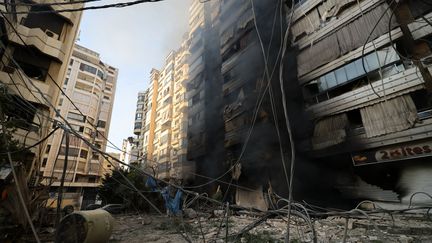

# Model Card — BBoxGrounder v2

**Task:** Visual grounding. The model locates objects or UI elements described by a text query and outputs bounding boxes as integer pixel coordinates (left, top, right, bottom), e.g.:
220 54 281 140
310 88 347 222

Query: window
97 69 105 80
137 104 144 110
79 63 97 74
64 78 69 85
59 147 80 157
135 113 143 120
103 96 110 100
134 122 142 130
97 120 106 128
24 5 65 37
69 59 74 66
67 112 86 122
58 98 63 106
80 150 88 159
303 47 402 104
42 158 48 167
13 48 51 81
45 145 51 153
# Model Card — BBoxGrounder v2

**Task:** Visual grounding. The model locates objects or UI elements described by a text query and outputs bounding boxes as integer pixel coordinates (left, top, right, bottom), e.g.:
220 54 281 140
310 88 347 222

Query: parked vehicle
85 204 102 210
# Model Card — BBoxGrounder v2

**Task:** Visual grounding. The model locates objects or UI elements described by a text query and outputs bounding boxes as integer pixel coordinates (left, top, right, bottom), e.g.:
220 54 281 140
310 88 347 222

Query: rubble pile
109 211 432 242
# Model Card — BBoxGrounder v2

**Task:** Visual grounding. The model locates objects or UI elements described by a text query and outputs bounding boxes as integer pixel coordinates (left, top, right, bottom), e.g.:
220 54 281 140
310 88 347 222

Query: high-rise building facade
186 0 225 188
133 90 150 162
41 44 118 209
133 38 191 179
170 38 190 179
0 1 83 184
291 0 432 205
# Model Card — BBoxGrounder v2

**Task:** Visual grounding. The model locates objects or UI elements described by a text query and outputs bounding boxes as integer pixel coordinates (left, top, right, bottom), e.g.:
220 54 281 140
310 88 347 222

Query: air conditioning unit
45 29 59 40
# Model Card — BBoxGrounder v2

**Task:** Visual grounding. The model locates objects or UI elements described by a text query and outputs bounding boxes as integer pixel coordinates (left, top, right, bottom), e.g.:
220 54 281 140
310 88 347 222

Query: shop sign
351 141 432 166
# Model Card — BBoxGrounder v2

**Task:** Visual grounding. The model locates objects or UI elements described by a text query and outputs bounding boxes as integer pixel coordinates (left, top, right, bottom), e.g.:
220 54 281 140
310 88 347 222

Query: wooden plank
296 0 382 50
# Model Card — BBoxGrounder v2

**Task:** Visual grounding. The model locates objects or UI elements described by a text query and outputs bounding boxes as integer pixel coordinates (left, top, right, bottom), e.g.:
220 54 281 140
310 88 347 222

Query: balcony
31 0 83 24
306 67 425 119
311 115 432 158
9 25 66 62
0 68 57 106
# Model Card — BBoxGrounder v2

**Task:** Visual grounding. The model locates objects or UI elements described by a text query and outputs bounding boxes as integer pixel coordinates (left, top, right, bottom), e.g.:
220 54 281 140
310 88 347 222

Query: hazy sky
78 0 192 152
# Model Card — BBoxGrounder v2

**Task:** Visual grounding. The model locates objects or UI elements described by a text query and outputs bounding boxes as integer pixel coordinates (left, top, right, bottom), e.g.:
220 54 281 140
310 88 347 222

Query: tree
97 168 164 213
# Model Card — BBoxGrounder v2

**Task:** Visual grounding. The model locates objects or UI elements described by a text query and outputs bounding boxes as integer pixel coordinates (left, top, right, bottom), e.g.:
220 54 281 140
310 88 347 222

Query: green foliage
97 168 164 212
0 88 31 168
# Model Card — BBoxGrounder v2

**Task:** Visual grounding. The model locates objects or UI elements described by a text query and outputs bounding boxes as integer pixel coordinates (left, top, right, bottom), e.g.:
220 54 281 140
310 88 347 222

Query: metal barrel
55 209 114 243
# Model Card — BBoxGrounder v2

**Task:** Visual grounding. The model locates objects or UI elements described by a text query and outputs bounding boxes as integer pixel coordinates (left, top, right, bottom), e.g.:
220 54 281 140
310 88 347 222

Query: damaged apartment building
184 0 432 209
0 0 82 231
291 0 432 206
186 0 303 209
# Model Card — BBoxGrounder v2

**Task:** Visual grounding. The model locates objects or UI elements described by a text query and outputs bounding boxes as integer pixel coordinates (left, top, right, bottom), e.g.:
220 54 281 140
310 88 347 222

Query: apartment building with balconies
170 37 192 179
0 1 83 186
291 0 432 205
41 44 118 209
133 90 150 161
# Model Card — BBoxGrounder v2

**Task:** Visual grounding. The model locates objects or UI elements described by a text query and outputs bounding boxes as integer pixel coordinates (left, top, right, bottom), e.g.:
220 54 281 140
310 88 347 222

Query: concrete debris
183 208 197 219
108 212 432 242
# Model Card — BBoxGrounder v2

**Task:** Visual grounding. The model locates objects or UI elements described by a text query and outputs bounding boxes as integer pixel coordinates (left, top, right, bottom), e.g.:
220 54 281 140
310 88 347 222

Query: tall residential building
144 69 160 162
291 0 432 205
41 44 118 209
103 152 121 174
134 90 150 162
133 38 190 179
186 0 225 189
170 38 191 179
0 2 83 182
0 1 83 227
120 137 138 168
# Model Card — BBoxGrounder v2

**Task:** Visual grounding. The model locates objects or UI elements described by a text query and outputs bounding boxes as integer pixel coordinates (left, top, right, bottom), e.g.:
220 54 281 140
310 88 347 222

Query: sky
78 0 192 152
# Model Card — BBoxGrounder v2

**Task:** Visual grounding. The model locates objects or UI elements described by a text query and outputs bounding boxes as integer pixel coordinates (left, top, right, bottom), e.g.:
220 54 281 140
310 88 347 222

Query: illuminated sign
351 141 432 166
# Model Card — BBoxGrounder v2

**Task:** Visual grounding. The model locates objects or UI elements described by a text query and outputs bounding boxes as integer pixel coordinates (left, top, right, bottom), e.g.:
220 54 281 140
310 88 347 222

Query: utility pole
391 0 432 92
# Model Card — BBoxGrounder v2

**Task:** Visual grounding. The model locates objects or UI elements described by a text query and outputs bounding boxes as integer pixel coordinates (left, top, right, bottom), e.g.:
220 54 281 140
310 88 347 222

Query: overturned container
55 209 114 243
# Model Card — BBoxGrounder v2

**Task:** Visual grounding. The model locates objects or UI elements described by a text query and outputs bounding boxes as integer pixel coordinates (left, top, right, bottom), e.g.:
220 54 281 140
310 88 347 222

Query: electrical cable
277 1 296 242
360 0 396 99
3 0 164 14
0 0 102 6
0 126 59 155
0 104 41 243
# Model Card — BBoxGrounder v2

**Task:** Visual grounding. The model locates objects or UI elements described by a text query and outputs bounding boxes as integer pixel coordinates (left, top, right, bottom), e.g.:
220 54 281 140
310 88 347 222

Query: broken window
13 47 51 81
303 47 403 105
23 5 65 39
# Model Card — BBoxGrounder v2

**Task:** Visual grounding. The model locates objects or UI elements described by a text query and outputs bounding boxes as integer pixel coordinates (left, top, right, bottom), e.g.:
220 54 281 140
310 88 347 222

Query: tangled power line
1 0 432 242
